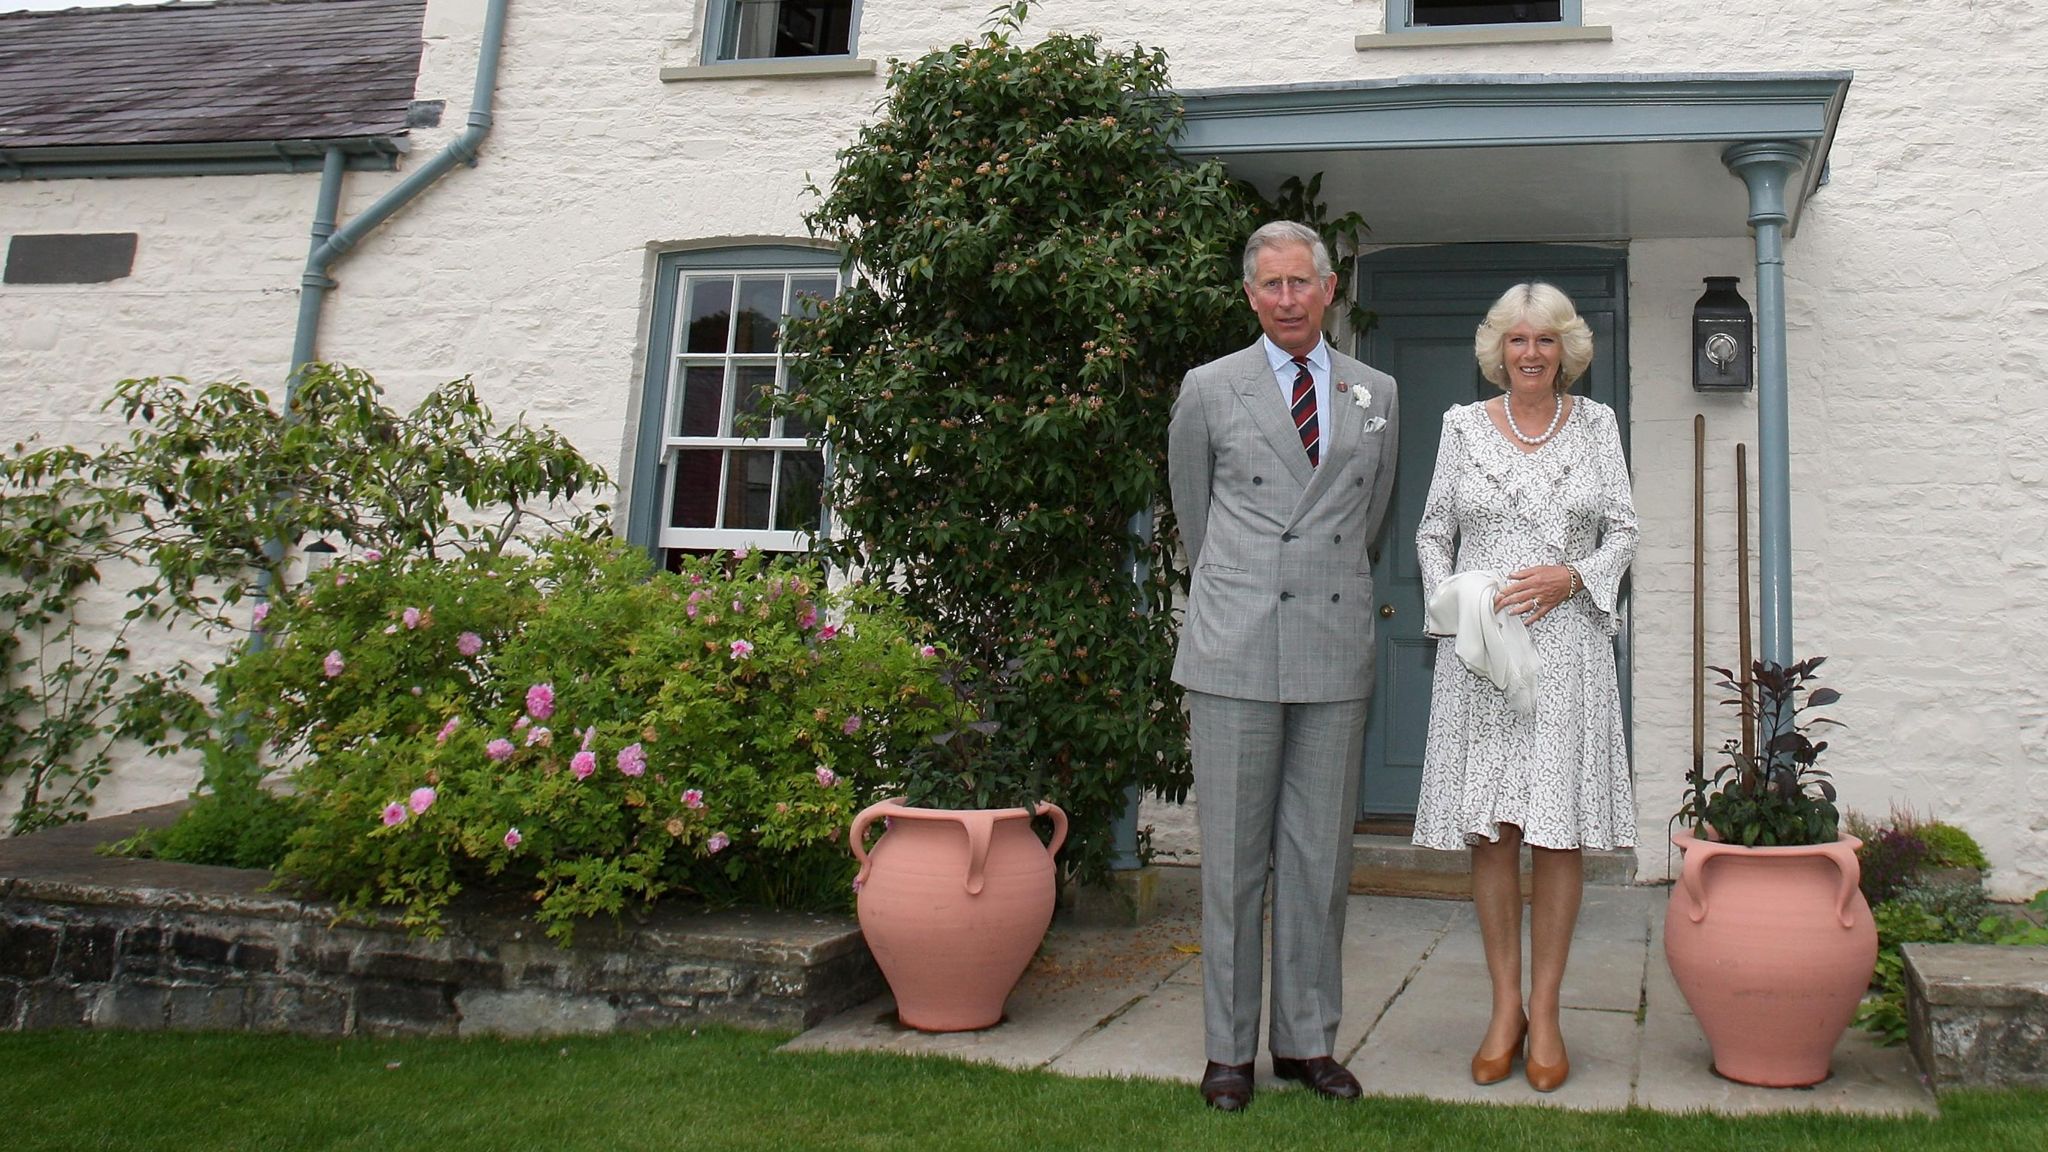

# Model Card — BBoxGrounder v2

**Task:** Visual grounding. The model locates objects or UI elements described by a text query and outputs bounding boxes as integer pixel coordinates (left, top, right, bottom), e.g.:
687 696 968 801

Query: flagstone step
1350 834 1638 898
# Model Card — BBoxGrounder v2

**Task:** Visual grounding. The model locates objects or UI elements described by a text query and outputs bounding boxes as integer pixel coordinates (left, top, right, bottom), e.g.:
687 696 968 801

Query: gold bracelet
1565 565 1582 597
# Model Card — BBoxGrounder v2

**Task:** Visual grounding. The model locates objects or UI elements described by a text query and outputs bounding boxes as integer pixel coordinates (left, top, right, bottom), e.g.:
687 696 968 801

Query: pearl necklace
1503 391 1565 446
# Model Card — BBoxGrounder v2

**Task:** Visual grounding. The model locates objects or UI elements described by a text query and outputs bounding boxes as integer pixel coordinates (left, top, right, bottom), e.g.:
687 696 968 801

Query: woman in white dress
1412 283 1639 1093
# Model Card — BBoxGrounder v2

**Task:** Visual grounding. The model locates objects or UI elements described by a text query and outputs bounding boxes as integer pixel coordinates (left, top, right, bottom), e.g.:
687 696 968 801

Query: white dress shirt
1261 334 1330 460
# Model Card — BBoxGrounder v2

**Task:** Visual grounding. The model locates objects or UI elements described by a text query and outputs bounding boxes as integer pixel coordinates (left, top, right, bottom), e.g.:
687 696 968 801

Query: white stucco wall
5 0 2044 897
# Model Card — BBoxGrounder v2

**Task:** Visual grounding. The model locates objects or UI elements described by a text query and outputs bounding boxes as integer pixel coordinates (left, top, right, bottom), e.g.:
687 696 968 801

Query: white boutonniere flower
1347 383 1386 432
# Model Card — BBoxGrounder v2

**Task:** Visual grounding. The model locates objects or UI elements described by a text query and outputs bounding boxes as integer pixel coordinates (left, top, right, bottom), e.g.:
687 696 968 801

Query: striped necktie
1290 355 1319 467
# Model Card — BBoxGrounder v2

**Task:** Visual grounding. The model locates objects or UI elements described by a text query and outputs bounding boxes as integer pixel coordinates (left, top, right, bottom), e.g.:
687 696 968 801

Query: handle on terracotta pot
848 798 895 890
1675 835 1726 925
1819 838 1862 929
1035 801 1069 857
962 809 997 897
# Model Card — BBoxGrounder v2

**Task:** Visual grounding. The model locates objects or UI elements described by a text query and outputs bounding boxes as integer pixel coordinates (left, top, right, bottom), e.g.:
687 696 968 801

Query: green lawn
2 1028 2043 1151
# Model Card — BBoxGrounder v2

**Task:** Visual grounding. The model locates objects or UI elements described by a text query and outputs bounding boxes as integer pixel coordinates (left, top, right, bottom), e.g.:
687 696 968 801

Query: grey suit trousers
1189 690 1366 1065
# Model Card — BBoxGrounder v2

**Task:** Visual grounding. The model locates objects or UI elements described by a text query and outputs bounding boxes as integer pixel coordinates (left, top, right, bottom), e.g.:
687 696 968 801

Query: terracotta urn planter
1664 830 1878 1087
849 797 1068 1032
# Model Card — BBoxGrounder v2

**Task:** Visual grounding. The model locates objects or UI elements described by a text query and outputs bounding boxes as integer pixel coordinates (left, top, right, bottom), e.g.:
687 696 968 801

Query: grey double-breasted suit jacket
1168 341 1400 703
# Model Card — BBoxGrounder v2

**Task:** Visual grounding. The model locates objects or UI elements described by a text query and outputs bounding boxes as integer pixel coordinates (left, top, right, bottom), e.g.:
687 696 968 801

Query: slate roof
0 0 425 151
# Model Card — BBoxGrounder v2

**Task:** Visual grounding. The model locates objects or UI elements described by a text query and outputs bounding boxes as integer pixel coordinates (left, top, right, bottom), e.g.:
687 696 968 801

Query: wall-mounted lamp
302 537 339 576
1692 276 1754 392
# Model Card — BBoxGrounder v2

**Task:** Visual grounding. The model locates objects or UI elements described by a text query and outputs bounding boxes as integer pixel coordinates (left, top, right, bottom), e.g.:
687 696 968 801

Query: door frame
1353 242 1634 818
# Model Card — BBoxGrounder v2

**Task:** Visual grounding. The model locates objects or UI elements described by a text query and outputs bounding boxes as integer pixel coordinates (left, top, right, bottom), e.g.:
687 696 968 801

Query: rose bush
217 539 961 941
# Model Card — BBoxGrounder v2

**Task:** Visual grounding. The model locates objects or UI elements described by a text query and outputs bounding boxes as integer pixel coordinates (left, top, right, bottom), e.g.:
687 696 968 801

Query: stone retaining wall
1903 942 2048 1091
0 809 881 1037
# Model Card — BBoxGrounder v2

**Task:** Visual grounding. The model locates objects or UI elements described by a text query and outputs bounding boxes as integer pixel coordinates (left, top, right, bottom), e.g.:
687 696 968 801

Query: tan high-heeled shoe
1525 1036 1570 1092
1470 1014 1527 1086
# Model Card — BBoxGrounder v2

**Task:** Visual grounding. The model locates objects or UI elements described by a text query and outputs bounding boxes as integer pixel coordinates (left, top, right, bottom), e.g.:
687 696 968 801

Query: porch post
1722 141 1809 667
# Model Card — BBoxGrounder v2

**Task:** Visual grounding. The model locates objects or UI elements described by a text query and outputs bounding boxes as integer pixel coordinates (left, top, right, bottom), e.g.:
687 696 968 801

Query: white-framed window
702 0 860 64
1389 1 1577 31
629 246 839 565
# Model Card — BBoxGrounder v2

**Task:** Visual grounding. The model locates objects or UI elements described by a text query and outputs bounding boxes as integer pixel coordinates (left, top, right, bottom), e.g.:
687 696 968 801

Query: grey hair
1241 221 1333 285
1474 282 1595 391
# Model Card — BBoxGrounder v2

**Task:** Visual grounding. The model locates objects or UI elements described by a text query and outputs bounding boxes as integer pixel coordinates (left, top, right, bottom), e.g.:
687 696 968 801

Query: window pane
684 278 733 354
782 361 816 440
791 275 838 316
669 449 723 528
733 277 784 354
1411 1 1561 26
775 450 824 534
675 364 726 437
724 450 776 530
731 363 776 439
725 0 853 60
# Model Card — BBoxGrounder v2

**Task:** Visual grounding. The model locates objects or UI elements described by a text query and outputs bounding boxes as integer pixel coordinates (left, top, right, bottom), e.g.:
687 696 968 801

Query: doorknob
1379 604 1395 618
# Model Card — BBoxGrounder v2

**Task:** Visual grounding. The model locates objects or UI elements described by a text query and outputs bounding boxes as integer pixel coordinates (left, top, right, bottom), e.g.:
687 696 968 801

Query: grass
3 1027 2045 1151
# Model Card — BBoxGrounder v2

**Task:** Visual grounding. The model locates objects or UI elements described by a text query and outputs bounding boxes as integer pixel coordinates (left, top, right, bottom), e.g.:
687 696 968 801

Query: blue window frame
702 0 861 64
630 245 841 562
1389 1 1580 31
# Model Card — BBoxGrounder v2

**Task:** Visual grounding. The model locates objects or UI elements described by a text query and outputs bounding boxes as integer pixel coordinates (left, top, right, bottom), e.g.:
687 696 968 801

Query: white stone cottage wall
3 0 2044 897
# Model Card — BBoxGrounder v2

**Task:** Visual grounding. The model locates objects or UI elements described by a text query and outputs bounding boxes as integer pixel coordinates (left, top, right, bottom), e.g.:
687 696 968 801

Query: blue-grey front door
1357 245 1630 817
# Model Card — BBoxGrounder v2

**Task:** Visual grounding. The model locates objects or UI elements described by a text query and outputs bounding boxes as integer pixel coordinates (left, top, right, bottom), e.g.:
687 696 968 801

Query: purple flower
706 832 730 854
730 639 754 661
526 682 555 721
503 827 522 849
842 714 862 735
364 549 383 562
436 717 461 745
618 743 647 777
571 750 596 780
322 650 345 678
408 787 436 815
457 631 483 657
402 606 422 630
485 738 515 762
733 546 750 560
687 604 699 618
683 788 705 810
815 766 838 788
251 601 270 627
381 802 407 827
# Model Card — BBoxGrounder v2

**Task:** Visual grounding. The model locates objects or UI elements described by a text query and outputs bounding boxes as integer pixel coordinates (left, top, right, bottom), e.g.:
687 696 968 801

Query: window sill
660 57 878 82
1356 25 1613 51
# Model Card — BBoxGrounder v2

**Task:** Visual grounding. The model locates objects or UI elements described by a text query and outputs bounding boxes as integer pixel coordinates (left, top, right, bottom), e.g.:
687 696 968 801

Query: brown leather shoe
1271 1055 1362 1100
1200 1061 1255 1112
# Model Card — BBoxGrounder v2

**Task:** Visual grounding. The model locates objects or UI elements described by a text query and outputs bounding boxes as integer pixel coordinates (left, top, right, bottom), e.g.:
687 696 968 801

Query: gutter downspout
287 0 512 395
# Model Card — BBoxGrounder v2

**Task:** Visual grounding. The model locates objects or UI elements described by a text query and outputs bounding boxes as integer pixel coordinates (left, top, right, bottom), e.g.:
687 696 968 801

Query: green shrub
1916 821 1988 871
218 539 964 941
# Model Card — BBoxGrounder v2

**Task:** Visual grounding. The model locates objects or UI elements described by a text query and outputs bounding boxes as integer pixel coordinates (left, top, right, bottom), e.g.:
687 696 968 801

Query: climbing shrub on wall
779 3 1266 883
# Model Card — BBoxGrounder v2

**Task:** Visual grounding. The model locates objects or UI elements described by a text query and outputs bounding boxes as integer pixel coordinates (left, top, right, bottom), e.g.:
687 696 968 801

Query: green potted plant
1665 656 1879 1086
848 658 1068 1032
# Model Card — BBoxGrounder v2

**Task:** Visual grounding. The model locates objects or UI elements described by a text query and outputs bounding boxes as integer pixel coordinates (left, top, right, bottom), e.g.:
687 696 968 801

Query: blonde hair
1474 282 1594 391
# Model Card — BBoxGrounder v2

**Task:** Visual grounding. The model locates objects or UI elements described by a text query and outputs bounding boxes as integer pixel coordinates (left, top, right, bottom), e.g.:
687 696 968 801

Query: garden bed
0 806 881 1036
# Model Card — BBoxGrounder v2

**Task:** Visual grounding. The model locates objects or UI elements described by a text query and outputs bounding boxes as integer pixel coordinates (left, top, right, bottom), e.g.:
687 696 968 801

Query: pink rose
251 602 270 627
485 738 515 762
815 766 838 788
571 750 596 780
457 631 483 657
706 832 730 854
408 787 436 815
733 546 750 560
919 644 937 659
435 717 461 745
503 827 522 849
580 726 596 751
683 788 705 810
526 682 555 721
364 549 383 562
729 639 754 661
381 802 406 827
524 726 551 747
402 606 422 630
618 743 647 777
322 650 345 678
798 604 817 629
817 625 839 642
842 714 861 735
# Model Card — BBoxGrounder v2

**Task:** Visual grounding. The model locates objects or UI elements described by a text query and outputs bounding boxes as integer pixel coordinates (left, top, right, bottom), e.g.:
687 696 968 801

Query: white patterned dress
1411 397 1640 851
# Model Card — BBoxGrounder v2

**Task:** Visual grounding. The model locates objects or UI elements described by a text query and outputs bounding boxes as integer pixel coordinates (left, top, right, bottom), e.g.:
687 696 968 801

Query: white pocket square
1364 416 1387 433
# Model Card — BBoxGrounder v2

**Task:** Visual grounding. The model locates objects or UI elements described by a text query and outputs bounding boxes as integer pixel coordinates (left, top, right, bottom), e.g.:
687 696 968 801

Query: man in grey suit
1167 220 1399 1111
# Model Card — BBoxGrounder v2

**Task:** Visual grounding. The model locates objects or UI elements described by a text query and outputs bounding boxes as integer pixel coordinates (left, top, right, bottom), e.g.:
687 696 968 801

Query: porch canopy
1172 71 1853 665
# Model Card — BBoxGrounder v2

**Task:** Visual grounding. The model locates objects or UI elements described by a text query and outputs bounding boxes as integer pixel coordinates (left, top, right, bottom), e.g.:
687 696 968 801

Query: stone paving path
787 874 1936 1116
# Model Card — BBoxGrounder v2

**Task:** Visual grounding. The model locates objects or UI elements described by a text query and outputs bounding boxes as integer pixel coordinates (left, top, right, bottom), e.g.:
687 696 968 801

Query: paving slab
1637 995 1936 1115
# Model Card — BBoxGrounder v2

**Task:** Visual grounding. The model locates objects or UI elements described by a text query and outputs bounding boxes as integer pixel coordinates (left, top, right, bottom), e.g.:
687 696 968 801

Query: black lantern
1692 276 1754 392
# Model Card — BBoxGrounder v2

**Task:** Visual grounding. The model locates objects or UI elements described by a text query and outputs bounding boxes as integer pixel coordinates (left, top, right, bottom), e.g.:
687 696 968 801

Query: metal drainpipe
287 0 512 395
